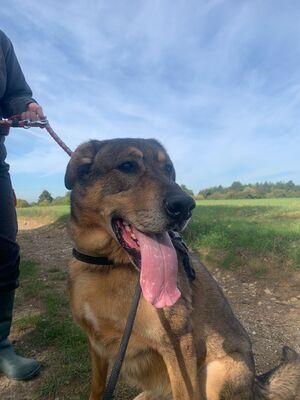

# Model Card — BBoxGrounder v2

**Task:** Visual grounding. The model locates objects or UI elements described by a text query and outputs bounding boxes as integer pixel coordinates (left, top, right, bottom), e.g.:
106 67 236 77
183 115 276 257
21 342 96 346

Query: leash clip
21 119 49 129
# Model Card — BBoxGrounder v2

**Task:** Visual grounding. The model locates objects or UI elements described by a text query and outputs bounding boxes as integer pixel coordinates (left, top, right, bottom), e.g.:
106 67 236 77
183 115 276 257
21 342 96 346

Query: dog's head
65 138 195 307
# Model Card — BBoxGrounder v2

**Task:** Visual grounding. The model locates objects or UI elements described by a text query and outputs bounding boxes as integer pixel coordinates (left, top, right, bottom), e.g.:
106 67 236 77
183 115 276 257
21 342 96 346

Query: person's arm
1 31 44 119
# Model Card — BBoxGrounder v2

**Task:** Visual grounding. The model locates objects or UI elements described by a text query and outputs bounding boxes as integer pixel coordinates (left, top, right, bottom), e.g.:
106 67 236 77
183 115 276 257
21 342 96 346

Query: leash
44 121 73 157
0 115 73 156
103 278 142 400
72 247 142 399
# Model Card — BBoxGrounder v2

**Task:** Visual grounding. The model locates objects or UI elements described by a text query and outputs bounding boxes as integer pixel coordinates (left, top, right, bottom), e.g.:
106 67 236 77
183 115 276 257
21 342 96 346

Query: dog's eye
165 164 173 177
117 161 138 174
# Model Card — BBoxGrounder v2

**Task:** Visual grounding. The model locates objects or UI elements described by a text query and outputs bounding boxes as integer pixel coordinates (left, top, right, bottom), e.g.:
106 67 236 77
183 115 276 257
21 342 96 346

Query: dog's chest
85 314 152 363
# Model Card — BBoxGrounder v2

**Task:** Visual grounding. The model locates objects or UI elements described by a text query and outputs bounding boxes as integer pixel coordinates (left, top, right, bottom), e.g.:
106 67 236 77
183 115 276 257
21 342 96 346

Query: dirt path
1 218 300 399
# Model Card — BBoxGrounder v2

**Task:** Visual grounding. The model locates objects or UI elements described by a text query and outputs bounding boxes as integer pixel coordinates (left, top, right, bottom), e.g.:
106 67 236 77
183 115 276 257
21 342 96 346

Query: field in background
184 198 300 273
5 197 299 399
17 205 70 223
17 198 300 273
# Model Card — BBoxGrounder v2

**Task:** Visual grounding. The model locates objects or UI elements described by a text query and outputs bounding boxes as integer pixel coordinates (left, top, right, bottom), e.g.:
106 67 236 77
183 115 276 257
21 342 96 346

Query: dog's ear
65 140 102 190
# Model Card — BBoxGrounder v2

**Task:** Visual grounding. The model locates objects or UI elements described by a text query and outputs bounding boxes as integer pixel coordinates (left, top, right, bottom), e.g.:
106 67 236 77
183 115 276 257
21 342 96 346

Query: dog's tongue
133 228 181 308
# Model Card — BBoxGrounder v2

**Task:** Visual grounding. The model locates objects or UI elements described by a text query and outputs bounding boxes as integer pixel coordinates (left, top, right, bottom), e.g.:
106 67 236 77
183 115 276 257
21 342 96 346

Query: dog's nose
164 194 196 221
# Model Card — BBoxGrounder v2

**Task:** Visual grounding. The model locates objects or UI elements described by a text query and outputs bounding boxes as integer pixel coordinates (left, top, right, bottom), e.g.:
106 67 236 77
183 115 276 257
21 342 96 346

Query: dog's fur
65 138 300 400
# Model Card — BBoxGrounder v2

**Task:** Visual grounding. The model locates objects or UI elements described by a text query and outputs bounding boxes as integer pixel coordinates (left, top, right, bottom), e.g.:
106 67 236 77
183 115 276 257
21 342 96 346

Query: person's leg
0 158 40 380
0 160 20 292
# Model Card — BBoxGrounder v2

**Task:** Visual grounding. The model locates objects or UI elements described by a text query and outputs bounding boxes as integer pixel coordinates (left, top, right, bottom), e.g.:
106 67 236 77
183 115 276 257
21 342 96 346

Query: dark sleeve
1 31 36 117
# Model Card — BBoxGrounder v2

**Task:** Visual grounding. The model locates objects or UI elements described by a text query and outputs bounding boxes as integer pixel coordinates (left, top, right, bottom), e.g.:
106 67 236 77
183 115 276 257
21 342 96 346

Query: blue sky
2 0 300 201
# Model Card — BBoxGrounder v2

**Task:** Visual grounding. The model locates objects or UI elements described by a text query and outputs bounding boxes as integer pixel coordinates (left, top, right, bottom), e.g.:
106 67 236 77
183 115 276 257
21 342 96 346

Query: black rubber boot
0 290 40 380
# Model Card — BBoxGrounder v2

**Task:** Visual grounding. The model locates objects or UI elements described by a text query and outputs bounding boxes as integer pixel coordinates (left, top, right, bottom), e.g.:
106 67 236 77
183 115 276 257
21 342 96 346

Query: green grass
184 198 300 271
13 198 300 398
19 260 46 298
16 259 90 399
17 200 300 272
20 260 39 279
17 205 70 222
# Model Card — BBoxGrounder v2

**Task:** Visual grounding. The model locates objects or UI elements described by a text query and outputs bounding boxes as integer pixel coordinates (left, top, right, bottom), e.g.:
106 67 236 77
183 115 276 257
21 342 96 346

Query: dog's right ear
64 140 102 190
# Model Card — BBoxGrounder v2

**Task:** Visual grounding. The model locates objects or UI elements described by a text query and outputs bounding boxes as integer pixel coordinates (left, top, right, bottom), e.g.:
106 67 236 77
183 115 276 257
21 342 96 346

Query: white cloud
2 0 300 199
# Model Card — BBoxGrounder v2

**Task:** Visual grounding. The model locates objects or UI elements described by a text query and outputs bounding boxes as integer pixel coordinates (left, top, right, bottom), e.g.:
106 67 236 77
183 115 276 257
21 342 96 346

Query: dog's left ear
65 140 102 190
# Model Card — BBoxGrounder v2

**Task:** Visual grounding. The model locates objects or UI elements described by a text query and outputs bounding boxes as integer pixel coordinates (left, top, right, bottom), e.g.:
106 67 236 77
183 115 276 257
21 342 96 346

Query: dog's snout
164 194 195 221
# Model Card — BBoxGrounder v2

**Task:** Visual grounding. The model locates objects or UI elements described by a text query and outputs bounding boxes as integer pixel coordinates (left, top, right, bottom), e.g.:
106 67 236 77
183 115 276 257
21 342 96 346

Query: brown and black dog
65 138 300 400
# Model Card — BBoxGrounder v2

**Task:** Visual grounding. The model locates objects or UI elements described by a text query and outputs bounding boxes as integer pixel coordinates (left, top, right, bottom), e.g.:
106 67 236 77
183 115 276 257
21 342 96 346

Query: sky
1 0 300 201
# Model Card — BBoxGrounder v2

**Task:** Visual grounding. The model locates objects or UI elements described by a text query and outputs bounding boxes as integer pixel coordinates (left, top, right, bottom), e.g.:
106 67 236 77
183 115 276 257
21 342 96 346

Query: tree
180 184 194 196
230 181 243 192
286 180 295 189
16 198 30 208
52 192 70 205
38 190 53 204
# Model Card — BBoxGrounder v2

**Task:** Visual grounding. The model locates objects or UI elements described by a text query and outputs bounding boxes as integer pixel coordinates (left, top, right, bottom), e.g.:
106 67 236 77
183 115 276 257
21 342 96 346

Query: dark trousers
0 144 20 291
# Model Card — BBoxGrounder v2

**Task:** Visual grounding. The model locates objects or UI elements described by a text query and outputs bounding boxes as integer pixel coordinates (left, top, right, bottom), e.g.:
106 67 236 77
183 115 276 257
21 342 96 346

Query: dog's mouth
112 218 181 308
112 218 141 267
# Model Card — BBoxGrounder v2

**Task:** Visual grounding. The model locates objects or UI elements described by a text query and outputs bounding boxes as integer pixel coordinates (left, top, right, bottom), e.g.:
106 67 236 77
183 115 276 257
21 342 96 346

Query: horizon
2 1 300 201
21 179 300 204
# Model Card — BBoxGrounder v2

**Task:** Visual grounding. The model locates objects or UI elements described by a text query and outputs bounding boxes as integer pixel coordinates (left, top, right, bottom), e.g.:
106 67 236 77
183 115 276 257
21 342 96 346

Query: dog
65 138 300 400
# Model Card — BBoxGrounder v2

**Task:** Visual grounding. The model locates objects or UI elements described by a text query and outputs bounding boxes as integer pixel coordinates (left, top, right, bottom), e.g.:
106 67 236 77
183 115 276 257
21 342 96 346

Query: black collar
72 232 195 281
72 248 114 266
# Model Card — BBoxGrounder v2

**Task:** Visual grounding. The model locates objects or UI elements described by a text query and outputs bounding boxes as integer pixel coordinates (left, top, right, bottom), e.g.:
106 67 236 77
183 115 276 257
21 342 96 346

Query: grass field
9 198 300 399
17 204 70 222
15 260 90 399
184 198 300 273
17 198 300 273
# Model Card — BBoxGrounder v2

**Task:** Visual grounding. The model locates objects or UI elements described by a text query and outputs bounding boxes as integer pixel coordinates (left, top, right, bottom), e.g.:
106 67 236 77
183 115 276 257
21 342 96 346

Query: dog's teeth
125 225 131 232
131 233 137 240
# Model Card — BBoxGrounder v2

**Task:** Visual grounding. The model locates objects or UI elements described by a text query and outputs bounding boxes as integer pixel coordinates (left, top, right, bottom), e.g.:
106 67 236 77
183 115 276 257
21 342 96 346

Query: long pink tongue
133 229 181 308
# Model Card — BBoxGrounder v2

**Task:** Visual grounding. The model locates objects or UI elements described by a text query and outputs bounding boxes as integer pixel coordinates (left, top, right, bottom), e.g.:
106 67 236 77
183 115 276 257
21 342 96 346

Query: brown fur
65 138 300 400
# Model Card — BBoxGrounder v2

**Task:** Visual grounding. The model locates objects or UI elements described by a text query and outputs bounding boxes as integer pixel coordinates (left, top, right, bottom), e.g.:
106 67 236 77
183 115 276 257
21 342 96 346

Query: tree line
16 180 300 207
16 190 70 207
195 180 300 199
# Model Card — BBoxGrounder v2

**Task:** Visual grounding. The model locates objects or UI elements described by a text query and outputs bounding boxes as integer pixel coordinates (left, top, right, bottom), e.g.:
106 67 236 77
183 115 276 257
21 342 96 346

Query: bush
16 199 30 208
52 192 70 206
38 199 52 206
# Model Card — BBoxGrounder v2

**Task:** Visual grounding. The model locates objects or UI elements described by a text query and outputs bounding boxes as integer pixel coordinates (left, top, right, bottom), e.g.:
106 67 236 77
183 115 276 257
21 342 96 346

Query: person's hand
20 102 45 121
